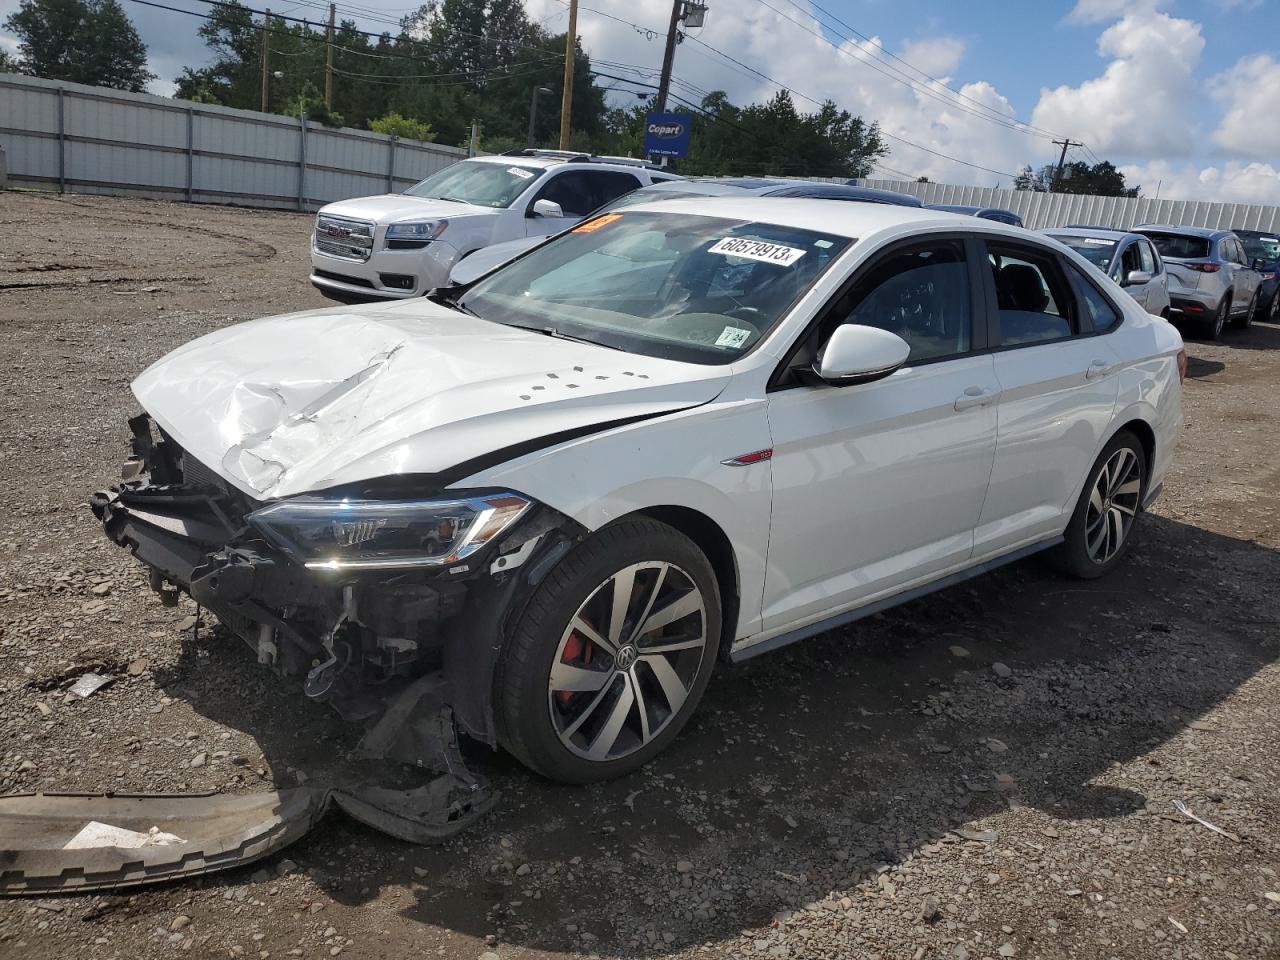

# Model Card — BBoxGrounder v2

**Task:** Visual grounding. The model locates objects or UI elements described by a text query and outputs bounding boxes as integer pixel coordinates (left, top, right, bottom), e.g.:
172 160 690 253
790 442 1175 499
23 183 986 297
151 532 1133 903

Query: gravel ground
1 191 1279 960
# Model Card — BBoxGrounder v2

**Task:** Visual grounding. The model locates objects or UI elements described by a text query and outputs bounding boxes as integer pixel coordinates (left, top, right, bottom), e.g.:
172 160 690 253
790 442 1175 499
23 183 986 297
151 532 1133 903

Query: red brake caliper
556 630 594 706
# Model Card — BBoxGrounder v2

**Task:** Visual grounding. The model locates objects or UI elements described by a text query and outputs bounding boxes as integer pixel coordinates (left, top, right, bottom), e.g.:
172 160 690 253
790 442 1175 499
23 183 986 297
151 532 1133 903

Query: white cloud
1119 158 1280 204
1211 53 1280 159
1209 0 1263 11
1067 0 1164 23
897 37 965 77
1032 11 1205 158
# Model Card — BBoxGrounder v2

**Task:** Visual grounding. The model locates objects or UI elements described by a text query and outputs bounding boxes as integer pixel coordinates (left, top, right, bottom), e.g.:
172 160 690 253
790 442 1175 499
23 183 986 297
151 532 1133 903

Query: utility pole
558 0 578 150
260 8 271 113
654 0 682 113
324 2 335 110
1051 138 1083 191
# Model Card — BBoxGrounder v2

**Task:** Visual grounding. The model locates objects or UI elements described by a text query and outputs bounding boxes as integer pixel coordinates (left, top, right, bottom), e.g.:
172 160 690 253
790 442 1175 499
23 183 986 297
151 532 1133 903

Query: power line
749 0 1056 141
772 0 1064 141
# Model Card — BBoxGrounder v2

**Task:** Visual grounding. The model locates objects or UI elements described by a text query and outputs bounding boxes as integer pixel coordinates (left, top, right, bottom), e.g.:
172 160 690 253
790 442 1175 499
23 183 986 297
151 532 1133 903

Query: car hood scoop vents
132 302 729 498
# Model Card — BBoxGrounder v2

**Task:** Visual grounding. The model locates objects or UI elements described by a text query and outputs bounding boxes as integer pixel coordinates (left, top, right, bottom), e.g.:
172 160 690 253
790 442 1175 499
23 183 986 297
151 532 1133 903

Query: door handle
1085 359 1114 380
954 386 998 411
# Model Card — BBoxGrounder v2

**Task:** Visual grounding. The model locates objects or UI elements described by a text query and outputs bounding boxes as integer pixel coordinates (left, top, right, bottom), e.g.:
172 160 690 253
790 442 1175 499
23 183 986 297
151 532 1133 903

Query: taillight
1186 262 1220 273
1176 348 1188 384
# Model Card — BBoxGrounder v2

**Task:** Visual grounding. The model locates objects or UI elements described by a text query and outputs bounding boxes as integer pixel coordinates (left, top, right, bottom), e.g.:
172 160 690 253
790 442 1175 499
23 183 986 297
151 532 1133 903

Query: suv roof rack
499 148 667 172
501 148 591 162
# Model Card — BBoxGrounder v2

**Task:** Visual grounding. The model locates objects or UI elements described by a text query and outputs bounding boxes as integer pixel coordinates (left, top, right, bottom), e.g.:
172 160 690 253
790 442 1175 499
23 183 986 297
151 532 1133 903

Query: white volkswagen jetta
95 200 1184 784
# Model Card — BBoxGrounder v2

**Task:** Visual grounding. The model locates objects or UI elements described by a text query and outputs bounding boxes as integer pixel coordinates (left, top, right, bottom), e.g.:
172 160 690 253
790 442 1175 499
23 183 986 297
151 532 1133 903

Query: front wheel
1050 431 1147 579
495 518 721 783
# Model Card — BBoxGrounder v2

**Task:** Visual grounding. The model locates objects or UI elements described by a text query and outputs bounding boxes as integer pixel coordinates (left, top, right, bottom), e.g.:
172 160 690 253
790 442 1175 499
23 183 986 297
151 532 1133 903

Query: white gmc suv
310 150 677 303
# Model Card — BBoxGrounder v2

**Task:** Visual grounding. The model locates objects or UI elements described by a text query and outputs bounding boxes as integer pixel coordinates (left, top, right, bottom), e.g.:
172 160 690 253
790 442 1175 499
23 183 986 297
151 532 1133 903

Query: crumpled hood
317 194 498 224
132 301 729 499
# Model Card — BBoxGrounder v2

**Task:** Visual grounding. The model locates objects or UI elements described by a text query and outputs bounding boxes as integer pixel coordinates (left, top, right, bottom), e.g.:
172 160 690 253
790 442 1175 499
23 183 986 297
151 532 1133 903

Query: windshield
404 161 542 208
1050 235 1118 271
459 211 854 364
1239 234 1280 263
1140 232 1209 260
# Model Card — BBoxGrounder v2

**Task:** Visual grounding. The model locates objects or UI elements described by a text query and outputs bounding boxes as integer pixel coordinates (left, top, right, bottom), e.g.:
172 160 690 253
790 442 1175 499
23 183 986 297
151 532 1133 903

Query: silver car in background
1044 228 1171 318
1134 225 1262 339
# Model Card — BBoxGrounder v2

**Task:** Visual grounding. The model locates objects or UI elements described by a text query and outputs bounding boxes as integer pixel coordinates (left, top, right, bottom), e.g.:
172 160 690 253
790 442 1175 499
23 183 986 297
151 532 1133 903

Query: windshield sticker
708 237 807 266
507 166 535 179
814 239 833 248
1082 238 1113 245
572 213 623 233
715 326 753 349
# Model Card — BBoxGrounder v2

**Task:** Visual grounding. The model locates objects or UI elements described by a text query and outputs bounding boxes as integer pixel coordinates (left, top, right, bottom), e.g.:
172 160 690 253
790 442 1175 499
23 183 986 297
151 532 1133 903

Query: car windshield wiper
431 196 471 204
426 290 480 318
503 322 624 352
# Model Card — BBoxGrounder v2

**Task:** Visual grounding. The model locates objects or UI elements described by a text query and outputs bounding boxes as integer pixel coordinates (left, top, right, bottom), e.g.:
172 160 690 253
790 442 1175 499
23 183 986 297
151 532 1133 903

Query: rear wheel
1050 430 1147 580
1269 293 1279 323
495 518 721 783
1232 291 1258 330
1203 296 1229 339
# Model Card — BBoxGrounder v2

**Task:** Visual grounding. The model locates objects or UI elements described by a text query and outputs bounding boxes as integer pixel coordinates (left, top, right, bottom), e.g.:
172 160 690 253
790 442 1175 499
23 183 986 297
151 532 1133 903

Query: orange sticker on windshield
572 214 622 233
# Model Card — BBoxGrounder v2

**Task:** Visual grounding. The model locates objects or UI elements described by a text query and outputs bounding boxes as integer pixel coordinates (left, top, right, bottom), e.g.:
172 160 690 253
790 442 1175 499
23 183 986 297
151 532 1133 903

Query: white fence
853 177 1280 233
0 73 467 210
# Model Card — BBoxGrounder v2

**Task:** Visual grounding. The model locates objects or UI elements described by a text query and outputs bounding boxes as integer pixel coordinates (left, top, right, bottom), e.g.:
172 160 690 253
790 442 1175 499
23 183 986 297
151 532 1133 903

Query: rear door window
986 242 1077 346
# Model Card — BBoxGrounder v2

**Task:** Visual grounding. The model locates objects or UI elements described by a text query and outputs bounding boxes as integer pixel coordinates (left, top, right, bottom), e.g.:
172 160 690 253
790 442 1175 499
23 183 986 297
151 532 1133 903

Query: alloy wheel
1214 299 1228 336
548 561 708 762
1085 447 1142 564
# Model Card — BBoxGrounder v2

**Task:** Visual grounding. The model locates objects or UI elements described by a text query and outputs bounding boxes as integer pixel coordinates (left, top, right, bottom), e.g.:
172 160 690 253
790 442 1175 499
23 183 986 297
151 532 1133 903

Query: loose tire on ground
494 517 721 783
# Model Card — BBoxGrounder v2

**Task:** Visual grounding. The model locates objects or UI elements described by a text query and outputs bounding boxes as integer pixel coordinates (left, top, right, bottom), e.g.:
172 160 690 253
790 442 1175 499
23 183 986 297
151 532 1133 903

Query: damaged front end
4 412 589 891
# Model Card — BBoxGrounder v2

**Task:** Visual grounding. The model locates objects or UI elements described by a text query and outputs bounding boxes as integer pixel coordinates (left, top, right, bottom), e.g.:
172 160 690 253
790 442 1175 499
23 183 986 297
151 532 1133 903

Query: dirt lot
1 191 1279 960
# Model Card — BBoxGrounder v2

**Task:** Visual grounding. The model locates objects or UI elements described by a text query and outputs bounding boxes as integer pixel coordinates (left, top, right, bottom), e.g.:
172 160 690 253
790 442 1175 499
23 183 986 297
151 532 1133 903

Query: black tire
1203 296 1229 339
1269 293 1279 323
1232 291 1258 330
1049 430 1147 580
494 517 721 783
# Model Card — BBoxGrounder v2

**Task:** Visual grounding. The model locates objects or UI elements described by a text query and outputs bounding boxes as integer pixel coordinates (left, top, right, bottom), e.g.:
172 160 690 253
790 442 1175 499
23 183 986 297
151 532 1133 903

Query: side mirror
1123 269 1152 286
813 324 910 386
1253 257 1266 271
530 198 564 219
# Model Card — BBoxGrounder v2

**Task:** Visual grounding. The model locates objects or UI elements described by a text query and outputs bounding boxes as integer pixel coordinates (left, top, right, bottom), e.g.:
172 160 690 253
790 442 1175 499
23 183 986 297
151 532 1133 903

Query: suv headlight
249 493 531 571
386 220 448 241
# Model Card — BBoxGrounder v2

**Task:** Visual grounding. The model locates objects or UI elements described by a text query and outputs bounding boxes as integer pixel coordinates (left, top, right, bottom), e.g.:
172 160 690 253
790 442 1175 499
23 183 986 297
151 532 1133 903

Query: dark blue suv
1233 229 1280 323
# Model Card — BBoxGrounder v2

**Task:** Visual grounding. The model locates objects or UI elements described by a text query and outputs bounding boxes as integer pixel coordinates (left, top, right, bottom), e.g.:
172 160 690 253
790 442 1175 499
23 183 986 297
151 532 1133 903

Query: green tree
284 80 344 127
369 112 435 141
0 49 17 73
1019 159 1137 197
4 0 153 91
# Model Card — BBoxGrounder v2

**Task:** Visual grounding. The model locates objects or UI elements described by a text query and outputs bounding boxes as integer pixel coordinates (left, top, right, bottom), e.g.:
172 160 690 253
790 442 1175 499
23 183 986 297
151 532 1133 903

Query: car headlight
386 220 448 241
248 493 531 571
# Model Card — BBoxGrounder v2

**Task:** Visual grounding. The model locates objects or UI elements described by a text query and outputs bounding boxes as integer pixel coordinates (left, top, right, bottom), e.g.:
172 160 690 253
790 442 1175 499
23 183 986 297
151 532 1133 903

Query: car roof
1231 227 1280 239
1134 223 1228 239
617 195 996 239
467 152 669 173
926 204 981 214
1043 227 1136 242
626 177 922 206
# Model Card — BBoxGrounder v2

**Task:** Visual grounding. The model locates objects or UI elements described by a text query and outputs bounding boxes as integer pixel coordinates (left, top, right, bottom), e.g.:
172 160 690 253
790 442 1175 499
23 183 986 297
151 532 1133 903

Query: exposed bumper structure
8 413 590 890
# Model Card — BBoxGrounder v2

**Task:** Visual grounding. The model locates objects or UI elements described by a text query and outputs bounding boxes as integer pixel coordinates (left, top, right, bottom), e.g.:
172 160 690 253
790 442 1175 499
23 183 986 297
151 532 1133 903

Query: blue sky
3 0 1278 200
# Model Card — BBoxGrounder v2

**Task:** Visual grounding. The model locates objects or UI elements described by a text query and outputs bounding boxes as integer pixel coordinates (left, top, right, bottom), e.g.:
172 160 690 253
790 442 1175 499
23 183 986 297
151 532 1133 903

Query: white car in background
1042 227 1172 318
98 201 1184 785
310 150 676 303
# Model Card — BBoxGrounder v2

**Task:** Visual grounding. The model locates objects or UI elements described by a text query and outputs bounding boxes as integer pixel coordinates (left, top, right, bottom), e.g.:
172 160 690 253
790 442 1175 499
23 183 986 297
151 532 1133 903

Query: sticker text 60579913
707 237 807 266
